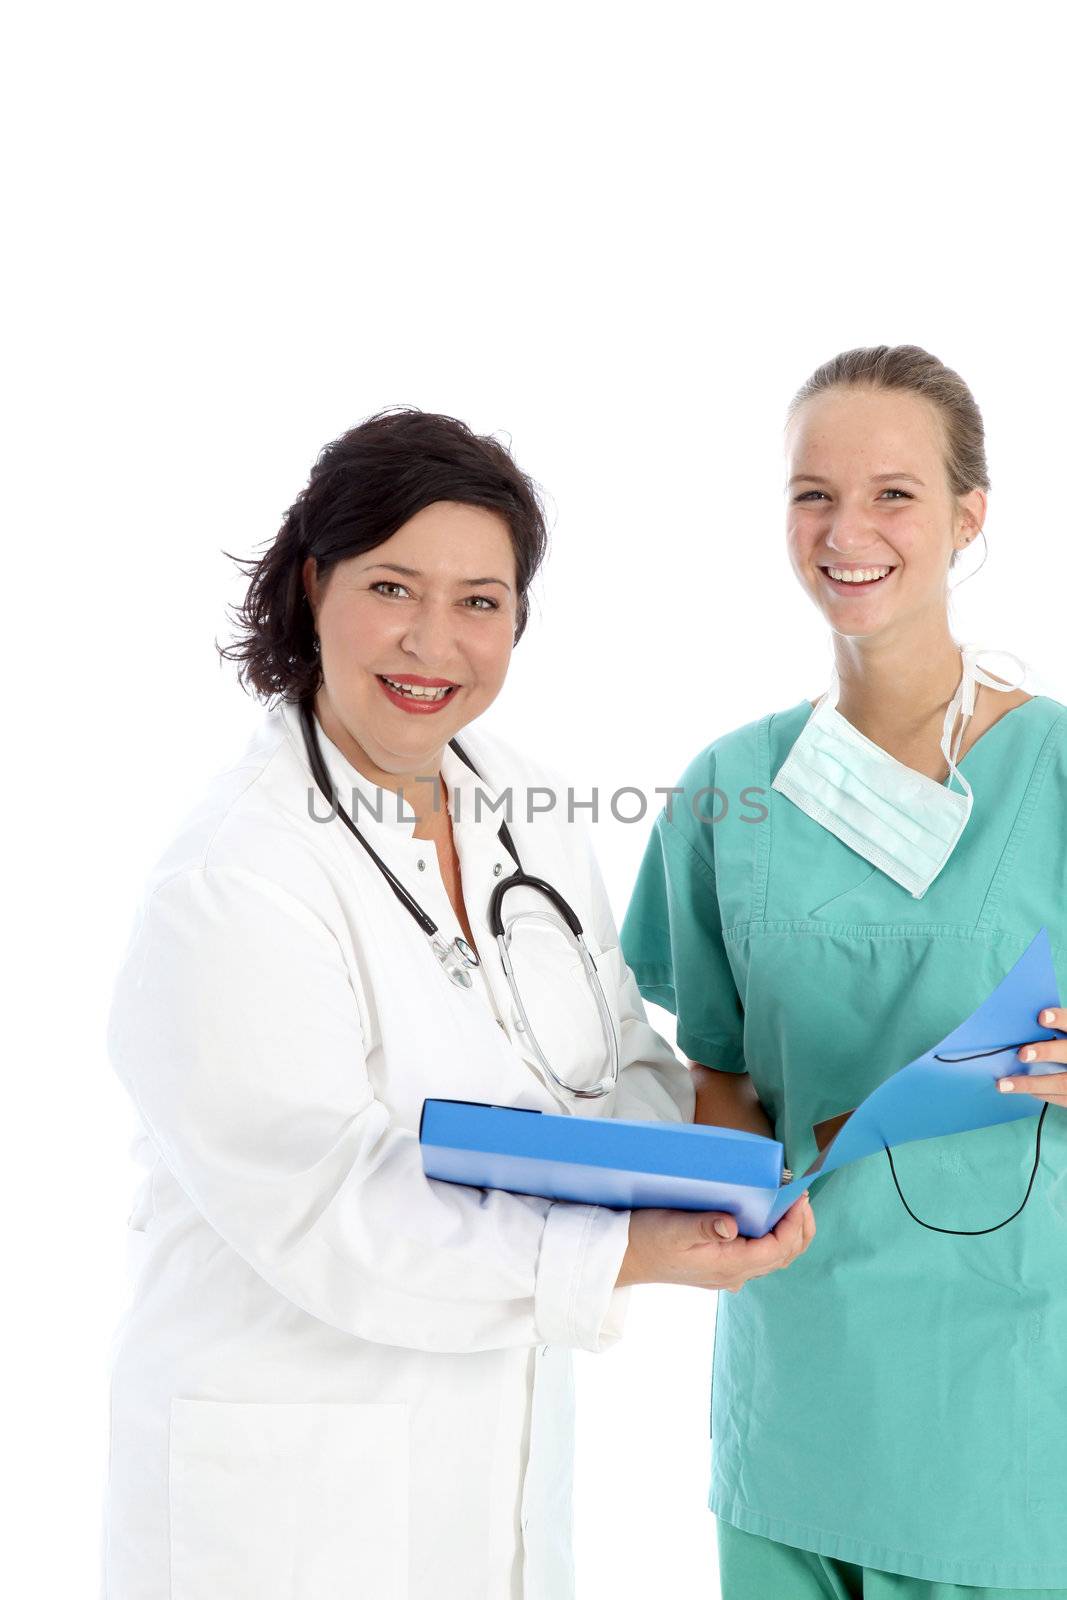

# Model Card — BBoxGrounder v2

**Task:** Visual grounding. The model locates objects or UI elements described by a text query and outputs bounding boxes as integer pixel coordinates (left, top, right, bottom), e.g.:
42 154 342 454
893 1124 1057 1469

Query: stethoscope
298 699 620 1100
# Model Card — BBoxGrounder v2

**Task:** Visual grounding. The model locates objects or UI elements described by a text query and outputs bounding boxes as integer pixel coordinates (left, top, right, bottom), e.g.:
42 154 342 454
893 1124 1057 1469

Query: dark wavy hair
217 408 549 704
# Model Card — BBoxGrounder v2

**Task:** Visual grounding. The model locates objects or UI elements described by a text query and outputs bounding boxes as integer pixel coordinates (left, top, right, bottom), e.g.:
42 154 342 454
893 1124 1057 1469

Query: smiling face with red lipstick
785 385 986 646
302 500 518 788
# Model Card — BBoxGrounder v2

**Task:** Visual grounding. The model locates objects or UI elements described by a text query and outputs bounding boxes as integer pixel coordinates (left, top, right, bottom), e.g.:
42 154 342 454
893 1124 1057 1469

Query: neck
831 609 963 743
311 693 447 830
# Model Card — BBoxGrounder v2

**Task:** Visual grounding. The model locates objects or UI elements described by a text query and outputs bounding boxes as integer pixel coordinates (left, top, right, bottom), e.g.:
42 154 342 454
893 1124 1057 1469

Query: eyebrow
788 471 926 488
364 561 513 592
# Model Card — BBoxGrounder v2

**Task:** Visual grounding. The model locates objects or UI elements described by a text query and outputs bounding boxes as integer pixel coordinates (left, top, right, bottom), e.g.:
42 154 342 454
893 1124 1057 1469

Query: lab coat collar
440 735 513 844
279 698 418 837
279 699 509 844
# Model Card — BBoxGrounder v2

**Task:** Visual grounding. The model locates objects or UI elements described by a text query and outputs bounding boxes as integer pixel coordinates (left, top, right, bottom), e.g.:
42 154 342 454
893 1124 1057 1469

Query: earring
312 635 321 655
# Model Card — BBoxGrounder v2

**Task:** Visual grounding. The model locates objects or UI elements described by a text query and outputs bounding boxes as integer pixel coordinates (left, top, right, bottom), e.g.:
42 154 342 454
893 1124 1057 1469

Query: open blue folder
420 928 1064 1237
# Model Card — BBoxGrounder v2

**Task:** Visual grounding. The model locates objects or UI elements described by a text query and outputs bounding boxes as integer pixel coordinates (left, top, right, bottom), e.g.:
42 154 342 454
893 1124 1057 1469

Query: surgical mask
772 645 1027 899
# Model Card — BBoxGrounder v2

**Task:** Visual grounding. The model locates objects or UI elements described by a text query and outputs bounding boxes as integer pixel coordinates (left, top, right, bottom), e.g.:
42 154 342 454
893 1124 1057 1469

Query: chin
825 607 888 633
376 709 472 764
826 615 894 642
810 584 899 639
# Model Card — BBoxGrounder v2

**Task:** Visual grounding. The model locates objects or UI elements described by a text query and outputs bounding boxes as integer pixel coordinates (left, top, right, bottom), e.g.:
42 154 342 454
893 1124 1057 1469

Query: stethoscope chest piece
432 933 481 989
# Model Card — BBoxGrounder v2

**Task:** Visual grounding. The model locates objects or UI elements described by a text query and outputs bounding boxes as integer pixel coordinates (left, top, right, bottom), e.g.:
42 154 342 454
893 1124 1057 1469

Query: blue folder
420 928 1063 1238
420 1099 786 1236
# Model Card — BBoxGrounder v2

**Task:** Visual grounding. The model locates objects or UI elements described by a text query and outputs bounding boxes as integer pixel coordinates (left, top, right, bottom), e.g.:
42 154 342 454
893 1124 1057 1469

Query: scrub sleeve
619 771 747 1073
621 697 1067 1591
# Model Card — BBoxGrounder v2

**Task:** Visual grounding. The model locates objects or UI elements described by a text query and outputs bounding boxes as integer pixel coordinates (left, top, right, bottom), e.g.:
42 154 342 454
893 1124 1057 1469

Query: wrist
615 1212 653 1289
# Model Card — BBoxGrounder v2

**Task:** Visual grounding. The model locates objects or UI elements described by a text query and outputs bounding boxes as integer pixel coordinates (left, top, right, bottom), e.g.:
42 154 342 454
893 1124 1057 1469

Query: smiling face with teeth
302 501 518 786
784 386 986 644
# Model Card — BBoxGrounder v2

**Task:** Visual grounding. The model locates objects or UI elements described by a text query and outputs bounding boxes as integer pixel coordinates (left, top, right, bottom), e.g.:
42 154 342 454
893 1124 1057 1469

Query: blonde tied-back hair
787 344 990 499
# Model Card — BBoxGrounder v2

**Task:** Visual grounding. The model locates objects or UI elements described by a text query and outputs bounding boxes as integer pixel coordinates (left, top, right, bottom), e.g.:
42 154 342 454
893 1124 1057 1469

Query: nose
399 597 460 670
824 506 876 556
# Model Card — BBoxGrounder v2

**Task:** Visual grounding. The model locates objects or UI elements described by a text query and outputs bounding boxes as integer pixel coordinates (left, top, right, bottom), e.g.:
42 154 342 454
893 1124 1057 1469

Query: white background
6 2 1066 1594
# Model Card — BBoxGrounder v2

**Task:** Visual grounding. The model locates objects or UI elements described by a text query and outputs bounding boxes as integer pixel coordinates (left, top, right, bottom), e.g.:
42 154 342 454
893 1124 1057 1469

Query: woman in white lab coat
103 407 814 1600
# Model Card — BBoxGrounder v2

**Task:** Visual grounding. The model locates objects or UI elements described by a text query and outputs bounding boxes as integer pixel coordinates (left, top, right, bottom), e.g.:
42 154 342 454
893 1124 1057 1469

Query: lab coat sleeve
107 862 630 1355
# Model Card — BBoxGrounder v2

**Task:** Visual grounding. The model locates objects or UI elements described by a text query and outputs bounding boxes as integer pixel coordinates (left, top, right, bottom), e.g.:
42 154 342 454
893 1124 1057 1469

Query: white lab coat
102 697 693 1600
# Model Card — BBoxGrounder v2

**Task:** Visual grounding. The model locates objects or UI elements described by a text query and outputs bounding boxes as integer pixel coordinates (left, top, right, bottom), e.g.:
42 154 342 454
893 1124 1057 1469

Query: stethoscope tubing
297 696 618 1096
298 698 589 950
300 697 442 938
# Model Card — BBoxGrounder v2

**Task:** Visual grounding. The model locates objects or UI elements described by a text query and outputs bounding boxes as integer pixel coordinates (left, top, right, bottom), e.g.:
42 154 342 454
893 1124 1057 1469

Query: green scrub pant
717 1522 1067 1599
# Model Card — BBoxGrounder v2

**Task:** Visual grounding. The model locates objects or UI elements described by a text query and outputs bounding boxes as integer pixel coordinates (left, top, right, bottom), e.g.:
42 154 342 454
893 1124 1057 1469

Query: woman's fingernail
1042 1010 1057 1026
1021 1048 1037 1063
714 1219 732 1238
998 1078 1015 1093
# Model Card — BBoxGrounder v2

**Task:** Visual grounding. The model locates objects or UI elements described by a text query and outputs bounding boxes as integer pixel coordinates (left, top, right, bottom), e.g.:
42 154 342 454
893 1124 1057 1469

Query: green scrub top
620 693 1067 1589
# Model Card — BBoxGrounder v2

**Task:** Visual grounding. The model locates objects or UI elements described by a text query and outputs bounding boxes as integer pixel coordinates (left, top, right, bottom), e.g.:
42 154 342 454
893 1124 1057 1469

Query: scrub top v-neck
621 692 1067 1589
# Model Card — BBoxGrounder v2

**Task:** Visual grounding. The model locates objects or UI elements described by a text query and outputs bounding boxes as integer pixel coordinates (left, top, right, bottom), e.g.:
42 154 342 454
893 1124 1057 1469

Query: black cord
884 1103 1049 1235
933 1045 1024 1062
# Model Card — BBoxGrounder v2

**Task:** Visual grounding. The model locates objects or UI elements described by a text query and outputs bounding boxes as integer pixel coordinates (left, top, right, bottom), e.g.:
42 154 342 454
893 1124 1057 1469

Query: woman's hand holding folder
616 1061 814 1290
615 1191 815 1292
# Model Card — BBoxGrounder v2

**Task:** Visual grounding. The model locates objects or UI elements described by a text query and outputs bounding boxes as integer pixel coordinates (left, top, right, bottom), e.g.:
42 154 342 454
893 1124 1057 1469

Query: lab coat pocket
169 1398 409 1600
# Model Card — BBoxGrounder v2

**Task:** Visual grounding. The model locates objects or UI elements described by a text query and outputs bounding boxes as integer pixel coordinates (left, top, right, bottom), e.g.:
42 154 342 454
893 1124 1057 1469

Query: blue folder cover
420 1099 785 1236
420 928 1063 1238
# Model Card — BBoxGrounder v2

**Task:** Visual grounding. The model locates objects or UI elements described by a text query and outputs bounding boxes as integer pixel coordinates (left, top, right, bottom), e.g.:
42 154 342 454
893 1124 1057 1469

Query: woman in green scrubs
620 344 1067 1598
